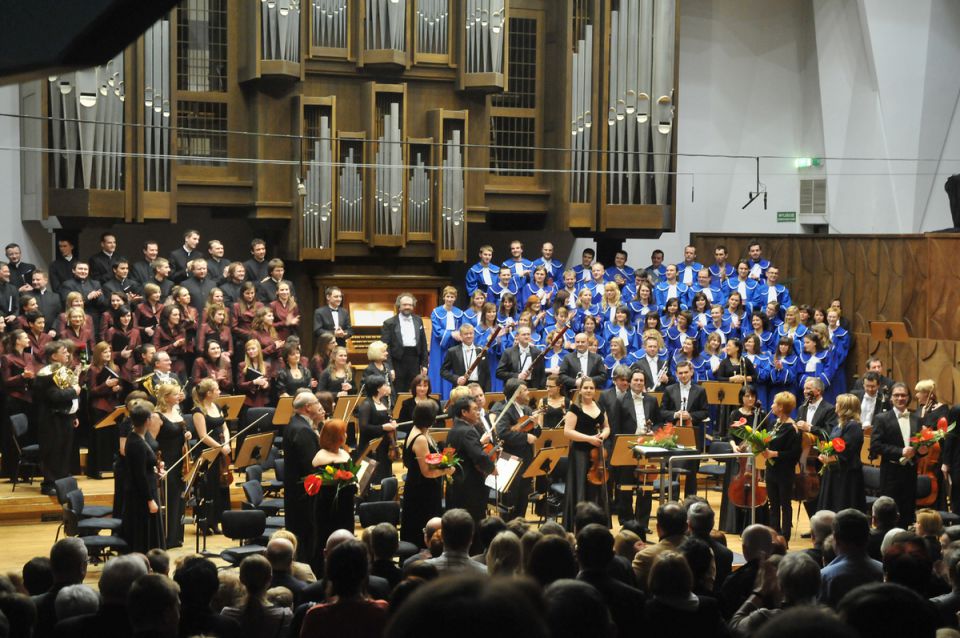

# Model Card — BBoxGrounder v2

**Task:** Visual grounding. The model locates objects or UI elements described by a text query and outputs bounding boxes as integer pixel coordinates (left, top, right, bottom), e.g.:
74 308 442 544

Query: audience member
932 543 960 628
543 579 615 638
486 532 523 577
688 500 734 592
369 523 403 588
679 536 718 598
837 582 938 638
868 496 899 561
632 501 688 590
528 536 578 588
220 555 292 638
0 593 36 638
146 548 170 577
720 524 774 619
576 523 645 638
32 538 87 638
806 510 836 566
645 551 728 638
730 552 823 637
753 607 856 638
55 554 147 638
401 517 443 568
820 508 883 607
269 529 318 583
471 516 508 565
21 557 53 597
53 584 99 623
426 509 488 575
173 556 241 638
266 537 308 604
128 574 180 638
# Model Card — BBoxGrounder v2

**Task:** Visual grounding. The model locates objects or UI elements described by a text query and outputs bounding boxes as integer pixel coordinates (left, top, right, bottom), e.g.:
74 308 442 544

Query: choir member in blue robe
723 261 761 314
602 305 637 354
747 242 771 281
626 280 658 324
665 311 699 359
598 282 623 327
519 265 556 308
670 335 699 379
571 247 595 284
581 315 607 357
742 311 775 353
580 262 608 304
486 266 519 305
695 331 726 383
531 241 565 288
654 264 691 309
743 334 773 409
643 249 667 284
756 265 791 317
502 240 533 290
769 337 800 408
572 288 601 334
475 302 506 393
555 270 581 312
690 267 725 309
466 244 498 296
765 301 784 332
776 306 808 349
723 292 749 337
604 250 635 288
603 337 632 388
689 292 712 334
798 332 834 393
708 245 736 287
675 245 705 288
429 286 463 400
462 289 487 327
826 309 850 401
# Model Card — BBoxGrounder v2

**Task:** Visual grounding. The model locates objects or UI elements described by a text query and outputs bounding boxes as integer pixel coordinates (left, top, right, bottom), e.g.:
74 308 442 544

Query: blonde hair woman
192 377 230 534
816 393 866 513
148 380 189 548
763 391 802 543
362 339 395 387
317 346 354 398
238 338 271 408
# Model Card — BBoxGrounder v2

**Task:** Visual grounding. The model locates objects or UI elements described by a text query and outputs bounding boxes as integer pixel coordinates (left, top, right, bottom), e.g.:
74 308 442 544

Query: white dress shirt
400 314 417 347
896 410 911 446
519 347 532 374
464 346 479 381
632 392 647 433
860 393 877 426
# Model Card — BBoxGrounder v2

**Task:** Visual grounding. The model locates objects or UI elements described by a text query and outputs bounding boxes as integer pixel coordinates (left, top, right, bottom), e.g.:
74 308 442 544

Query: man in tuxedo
869 383 920 526
101 258 143 307
852 357 894 395
446 397 496 531
256 259 296 303
796 377 838 522
168 229 201 283
631 335 673 392
283 392 323 565
50 237 78 292
144 352 186 394
490 379 539 521
558 332 607 392
313 286 353 346
496 325 546 389
31 270 62 329
852 371 891 431
380 292 428 394
130 240 159 285
0 264 17 328
441 323 490 392
615 368 660 530
205 239 228 283
659 361 709 497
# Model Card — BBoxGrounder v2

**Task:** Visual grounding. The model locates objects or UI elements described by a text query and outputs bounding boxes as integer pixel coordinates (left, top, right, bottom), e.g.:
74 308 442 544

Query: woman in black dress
275 342 315 399
400 401 454 547
539 376 569 430
121 401 161 553
561 377 610 531
311 418 357 565
716 338 756 436
720 385 769 534
763 391 802 543
362 340 395 392
396 374 442 432
191 378 231 535
817 393 866 513
149 380 190 548
355 375 399 484
316 346 354 398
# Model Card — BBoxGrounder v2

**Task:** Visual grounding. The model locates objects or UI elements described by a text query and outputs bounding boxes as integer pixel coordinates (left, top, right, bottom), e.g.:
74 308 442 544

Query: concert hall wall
691 232 960 404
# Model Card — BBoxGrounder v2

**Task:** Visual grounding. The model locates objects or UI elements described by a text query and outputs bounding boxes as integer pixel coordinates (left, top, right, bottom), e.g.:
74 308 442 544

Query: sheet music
484 452 521 494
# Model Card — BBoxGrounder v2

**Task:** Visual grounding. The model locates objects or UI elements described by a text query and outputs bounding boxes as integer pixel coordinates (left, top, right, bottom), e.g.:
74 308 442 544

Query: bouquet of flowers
730 418 774 458
900 418 955 464
303 460 362 497
425 447 461 484
816 437 846 475
639 424 681 450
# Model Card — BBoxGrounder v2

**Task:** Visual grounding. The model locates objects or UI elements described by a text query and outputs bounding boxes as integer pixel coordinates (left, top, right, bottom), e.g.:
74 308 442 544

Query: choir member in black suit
88 232 119 285
870 382 921 526
659 361 710 497
379 293 429 394
817 393 866 512
243 238 270 284
490 379 540 521
121 402 161 553
495 325 546 389
762 391 803 541
130 240 159 285
558 332 607 392
282 392 323 566
313 286 353 347
31 270 63 328
168 229 201 283
446 396 496 529
616 368 660 529
441 323 490 392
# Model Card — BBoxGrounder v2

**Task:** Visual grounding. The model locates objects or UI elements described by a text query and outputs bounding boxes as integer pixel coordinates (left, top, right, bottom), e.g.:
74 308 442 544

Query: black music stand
523 446 568 522
184 446 222 555
234 432 276 471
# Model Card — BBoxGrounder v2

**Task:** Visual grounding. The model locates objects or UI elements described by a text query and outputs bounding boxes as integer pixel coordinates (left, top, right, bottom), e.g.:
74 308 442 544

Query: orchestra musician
616 368 660 530
631 335 672 392
496 325 546 390
148 381 190 548
355 375 398 484
283 391 323 567
362 340 396 389
796 377 838 521
191 379 231 536
120 401 161 553
562 376 610 531
34 340 81 495
400 401 454 547
380 293 429 395
558 333 608 392
312 286 353 346
817 393 866 513
275 342 315 399
311 418 357 569
445 396 496 533
659 361 710 497
869 382 920 526
490 379 540 521
441 323 490 392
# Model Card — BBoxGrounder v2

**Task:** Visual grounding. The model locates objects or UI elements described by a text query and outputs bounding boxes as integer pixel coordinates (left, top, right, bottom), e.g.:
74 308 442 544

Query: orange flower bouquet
425 447 461 483
816 437 846 475
730 418 774 456
639 424 681 450
303 460 361 498
900 418 954 465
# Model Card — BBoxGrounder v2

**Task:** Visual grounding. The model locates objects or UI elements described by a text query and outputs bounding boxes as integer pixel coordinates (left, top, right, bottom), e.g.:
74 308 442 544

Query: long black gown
313 461 357 563
400 431 443 547
356 399 395 484
121 432 160 553
720 407 770 534
817 420 866 513
155 413 186 547
562 402 608 531
192 407 230 532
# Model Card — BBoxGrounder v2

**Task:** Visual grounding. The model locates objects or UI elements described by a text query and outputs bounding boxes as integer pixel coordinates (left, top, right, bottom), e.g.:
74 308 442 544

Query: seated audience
820 508 883 608
221 555 292 638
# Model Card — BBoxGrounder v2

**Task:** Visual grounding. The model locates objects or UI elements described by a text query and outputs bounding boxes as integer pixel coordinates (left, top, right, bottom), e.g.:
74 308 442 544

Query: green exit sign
777 211 796 223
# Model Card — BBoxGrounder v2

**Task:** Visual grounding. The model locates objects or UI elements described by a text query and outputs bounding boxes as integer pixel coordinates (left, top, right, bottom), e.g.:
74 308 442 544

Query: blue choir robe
486 280 518 305
798 349 834 392
429 306 463 400
747 258 771 282
722 310 748 335
572 263 593 283
767 314 784 332
578 279 607 304
585 333 607 356
603 323 638 353
826 326 850 402
675 261 705 287
700 321 732 350
644 264 667 284
694 351 725 383
776 323 808 352
664 325 699 358
722 278 761 314
670 352 695 379
572 305 602 333
708 263 736 287
462 307 483 327
476 326 505 392
544 349 566 375
756 282 792 316
531 257 565 287
628 302 658 325
745 352 773 409
555 285 581 310
604 265 635 287
466 261 498 296
654 281 691 309
690 282 726 308
520 282 555 307
502 258 533 289
768 354 799 407
603 355 632 388
742 329 776 354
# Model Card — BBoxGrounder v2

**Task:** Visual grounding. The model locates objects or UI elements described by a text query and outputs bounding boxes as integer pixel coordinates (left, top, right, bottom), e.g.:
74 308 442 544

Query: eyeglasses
891 393 909 398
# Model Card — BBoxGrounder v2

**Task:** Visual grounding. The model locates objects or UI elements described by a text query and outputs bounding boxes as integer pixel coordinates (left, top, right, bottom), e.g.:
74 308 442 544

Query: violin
509 407 546 433
219 446 233 487
586 421 608 486
385 397 401 462
728 407 769 509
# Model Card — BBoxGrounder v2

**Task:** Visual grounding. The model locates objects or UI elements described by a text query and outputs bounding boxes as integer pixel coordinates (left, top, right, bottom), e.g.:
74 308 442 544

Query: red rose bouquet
900 418 954 464
425 447 461 484
303 460 362 497
816 437 846 475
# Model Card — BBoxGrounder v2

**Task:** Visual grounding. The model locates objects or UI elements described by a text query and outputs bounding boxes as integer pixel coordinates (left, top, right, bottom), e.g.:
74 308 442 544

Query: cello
916 404 947 508
791 401 821 503
728 407 769 508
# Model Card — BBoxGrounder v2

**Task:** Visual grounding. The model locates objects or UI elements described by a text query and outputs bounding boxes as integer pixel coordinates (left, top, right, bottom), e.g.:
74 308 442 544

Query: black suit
446 417 495 526
613 390 660 524
35 287 63 327
870 408 920 525
851 388 892 426
283 413 321 565
380 313 428 393
130 260 153 286
495 344 546 389
59 277 104 313
256 277 296 304
168 246 201 283
8 260 35 289
89 251 119 284
181 276 217 312
0 281 18 316
54 603 134 638
558 350 607 391
630 355 673 391
441 343 491 391
243 258 270 284
34 367 79 492
797 399 838 518
49 257 76 292
577 569 646 638
491 402 539 520
312 306 353 345
659 383 710 498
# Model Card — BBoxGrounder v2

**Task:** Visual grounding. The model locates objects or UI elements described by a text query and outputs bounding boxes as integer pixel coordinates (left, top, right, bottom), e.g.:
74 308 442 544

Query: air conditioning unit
799 178 827 224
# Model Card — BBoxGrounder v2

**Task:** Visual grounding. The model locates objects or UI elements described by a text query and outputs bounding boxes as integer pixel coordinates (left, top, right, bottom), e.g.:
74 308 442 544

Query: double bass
728 407 769 508
916 401 946 507
792 401 821 503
